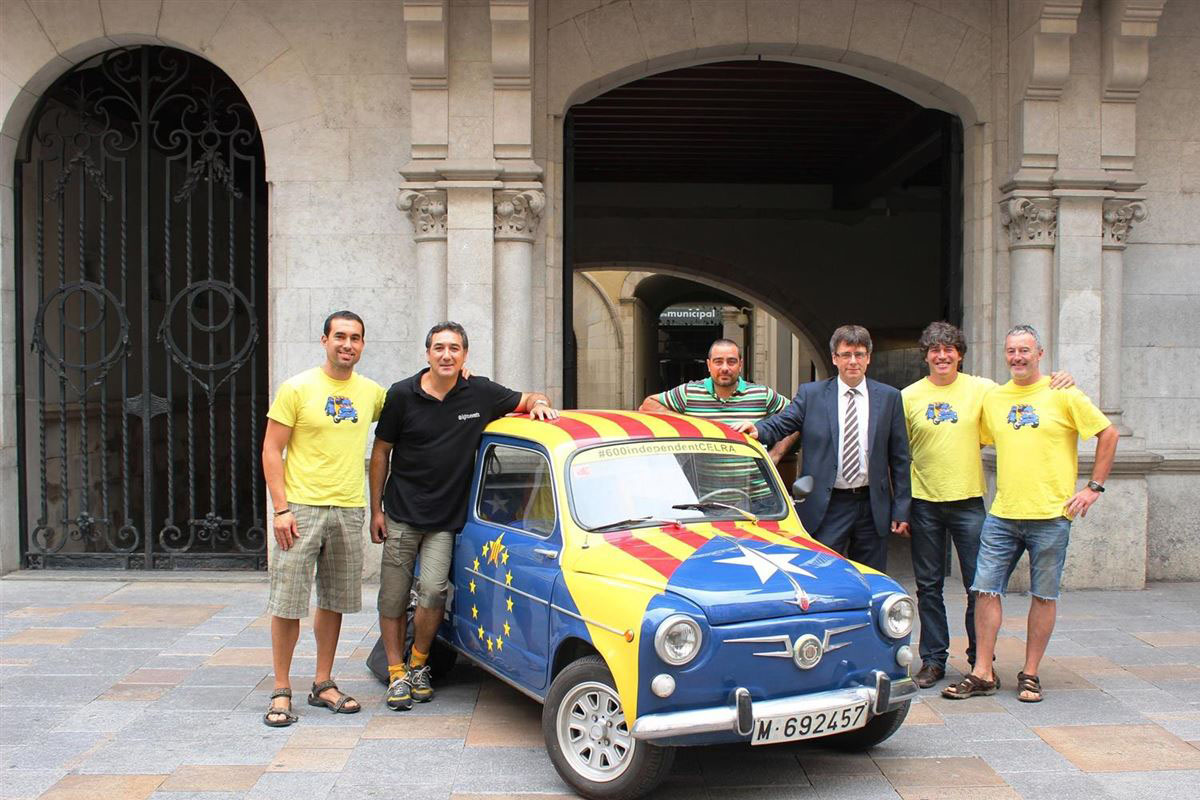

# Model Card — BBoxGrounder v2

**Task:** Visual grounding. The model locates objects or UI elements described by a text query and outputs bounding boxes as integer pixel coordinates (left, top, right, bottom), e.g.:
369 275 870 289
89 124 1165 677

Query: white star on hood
715 542 816 585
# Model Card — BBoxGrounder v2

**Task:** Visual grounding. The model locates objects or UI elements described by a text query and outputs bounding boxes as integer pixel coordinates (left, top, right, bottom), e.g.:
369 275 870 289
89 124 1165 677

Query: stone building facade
0 0 1197 586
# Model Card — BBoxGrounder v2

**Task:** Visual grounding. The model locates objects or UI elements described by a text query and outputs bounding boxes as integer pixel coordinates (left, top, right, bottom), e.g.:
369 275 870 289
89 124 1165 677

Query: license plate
750 701 869 745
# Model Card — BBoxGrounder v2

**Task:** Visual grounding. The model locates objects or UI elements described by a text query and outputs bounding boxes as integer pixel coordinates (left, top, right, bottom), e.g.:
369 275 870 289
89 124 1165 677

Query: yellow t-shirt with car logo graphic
267 367 386 506
902 373 997 502
979 377 1111 519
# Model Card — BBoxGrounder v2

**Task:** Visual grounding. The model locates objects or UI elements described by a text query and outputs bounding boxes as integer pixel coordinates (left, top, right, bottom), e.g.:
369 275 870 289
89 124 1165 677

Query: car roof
485 409 753 459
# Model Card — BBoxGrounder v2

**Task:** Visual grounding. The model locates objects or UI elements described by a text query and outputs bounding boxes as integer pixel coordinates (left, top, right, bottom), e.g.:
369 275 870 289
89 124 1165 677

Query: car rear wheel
824 701 909 750
542 655 674 800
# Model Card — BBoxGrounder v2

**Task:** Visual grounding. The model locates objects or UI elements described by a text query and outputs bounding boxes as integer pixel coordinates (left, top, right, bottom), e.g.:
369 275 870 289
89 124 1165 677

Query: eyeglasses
834 351 869 361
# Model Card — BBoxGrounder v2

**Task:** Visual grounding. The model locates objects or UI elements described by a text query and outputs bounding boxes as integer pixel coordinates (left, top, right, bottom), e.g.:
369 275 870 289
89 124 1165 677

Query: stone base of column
1147 451 1200 582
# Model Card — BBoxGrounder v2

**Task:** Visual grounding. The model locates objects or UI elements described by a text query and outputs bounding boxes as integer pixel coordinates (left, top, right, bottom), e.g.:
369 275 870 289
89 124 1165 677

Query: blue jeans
910 497 985 669
971 514 1072 601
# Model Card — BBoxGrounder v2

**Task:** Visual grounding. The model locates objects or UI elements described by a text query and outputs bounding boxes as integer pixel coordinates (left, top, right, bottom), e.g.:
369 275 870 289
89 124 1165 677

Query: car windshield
567 440 787 530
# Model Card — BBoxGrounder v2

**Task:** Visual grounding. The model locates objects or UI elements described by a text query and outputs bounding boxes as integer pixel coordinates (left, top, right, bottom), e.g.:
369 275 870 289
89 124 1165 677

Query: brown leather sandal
263 688 298 727
1017 671 1043 703
941 673 1000 699
307 680 360 713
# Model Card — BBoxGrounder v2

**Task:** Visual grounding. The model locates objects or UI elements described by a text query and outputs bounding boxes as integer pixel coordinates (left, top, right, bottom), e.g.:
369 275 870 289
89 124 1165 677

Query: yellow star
478 625 485 640
471 604 478 619
501 550 509 565
503 621 511 636
469 579 476 594
506 596 513 612
486 636 494 652
505 570 513 586
496 635 504 651
487 534 506 567
481 542 489 557
473 557 480 572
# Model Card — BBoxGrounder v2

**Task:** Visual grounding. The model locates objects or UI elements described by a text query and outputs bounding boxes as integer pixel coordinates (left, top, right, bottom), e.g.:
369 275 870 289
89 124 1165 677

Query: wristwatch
1086 480 1105 493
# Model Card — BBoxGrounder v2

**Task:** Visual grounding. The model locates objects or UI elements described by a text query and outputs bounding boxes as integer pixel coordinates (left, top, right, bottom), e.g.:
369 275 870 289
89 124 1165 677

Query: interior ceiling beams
572 60 942 187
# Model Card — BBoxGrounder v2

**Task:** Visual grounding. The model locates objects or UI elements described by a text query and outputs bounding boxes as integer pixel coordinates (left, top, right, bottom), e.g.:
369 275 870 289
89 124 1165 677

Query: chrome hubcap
556 680 634 782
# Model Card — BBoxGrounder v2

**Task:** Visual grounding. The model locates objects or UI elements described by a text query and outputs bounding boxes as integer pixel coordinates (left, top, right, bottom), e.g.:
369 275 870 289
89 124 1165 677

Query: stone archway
544 1 994 402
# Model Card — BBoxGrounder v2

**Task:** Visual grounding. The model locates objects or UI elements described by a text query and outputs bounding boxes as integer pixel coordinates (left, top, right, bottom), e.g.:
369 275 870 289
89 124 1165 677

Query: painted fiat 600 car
439 410 916 799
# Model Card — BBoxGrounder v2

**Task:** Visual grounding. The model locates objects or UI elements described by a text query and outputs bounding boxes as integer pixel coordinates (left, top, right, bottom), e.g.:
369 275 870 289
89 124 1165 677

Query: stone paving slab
4 576 1200 799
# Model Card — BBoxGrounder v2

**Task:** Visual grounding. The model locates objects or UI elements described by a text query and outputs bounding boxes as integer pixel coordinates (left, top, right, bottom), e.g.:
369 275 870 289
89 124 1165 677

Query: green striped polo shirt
656 378 788 499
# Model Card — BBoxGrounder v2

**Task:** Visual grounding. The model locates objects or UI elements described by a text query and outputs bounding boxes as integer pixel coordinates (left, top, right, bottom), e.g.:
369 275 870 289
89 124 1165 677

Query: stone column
397 189 448 343
493 189 545 388
1000 197 1058 365
1100 199 1147 434
720 307 745 354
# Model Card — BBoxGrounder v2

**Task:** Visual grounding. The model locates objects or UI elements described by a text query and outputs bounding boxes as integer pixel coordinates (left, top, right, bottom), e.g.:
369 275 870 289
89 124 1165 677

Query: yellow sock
409 647 429 668
388 663 406 682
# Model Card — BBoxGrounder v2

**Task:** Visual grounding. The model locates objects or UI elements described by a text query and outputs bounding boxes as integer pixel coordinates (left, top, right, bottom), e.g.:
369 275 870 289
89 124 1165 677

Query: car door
455 436 559 692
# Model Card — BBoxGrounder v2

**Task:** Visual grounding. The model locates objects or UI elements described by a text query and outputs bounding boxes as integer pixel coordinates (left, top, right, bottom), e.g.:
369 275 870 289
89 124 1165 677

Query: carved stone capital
397 189 447 241
1000 197 1058 249
494 189 545 242
1102 199 1148 249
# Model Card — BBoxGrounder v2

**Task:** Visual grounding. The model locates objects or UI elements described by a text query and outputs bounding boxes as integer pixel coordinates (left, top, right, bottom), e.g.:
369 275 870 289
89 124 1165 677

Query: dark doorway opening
657 321 722 395
563 60 963 401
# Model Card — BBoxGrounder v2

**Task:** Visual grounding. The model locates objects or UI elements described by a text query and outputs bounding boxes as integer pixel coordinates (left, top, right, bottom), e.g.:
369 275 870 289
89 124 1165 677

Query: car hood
568 523 874 626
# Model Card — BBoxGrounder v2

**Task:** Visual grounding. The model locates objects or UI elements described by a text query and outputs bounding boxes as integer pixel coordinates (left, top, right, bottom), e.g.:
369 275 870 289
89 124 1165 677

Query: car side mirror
791 475 814 503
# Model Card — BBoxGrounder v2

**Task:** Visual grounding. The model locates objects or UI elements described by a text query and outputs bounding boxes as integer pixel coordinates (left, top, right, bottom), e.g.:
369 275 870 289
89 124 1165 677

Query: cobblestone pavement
2 574 1199 800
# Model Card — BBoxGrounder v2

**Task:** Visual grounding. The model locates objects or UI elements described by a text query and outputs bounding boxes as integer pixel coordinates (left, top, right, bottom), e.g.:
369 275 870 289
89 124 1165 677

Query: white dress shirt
834 376 870 489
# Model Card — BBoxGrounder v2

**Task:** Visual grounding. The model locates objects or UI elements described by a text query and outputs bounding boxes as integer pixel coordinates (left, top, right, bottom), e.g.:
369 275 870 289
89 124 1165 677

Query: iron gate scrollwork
15 46 268 569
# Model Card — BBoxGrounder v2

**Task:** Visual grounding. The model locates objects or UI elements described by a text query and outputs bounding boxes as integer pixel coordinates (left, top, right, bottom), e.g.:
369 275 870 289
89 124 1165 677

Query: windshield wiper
671 501 758 523
585 516 680 533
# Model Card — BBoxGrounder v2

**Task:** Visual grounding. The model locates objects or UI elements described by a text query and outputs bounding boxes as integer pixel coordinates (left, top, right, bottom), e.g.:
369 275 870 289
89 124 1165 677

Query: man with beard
639 338 797 464
369 321 558 711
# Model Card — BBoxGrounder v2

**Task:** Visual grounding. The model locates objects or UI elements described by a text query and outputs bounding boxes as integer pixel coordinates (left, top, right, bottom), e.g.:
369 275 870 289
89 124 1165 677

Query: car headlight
654 614 702 666
878 594 915 639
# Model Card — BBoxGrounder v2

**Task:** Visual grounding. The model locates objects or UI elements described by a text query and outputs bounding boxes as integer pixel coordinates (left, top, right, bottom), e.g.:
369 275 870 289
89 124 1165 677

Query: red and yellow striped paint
483 409 879 722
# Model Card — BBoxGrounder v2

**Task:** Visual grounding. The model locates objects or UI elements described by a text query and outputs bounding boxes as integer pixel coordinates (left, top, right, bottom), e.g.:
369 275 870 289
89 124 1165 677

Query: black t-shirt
376 369 522 531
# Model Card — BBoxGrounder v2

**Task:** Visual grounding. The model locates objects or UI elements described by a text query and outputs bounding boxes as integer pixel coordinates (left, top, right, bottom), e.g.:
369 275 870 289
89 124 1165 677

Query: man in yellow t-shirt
902 322 1073 689
943 325 1117 705
260 311 386 727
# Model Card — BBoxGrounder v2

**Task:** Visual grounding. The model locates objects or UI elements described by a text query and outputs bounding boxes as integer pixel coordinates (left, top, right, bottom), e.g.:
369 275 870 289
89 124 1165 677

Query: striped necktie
842 388 861 485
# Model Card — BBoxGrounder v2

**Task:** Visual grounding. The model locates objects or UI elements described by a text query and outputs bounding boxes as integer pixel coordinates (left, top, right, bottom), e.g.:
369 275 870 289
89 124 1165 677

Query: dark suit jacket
757 377 911 538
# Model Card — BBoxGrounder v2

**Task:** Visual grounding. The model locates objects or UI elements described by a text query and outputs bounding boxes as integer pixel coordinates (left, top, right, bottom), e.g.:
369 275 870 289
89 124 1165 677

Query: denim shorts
970 514 1071 601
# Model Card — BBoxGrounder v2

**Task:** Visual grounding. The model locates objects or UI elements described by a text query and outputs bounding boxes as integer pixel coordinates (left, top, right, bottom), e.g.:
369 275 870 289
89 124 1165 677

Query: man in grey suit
736 324 911 572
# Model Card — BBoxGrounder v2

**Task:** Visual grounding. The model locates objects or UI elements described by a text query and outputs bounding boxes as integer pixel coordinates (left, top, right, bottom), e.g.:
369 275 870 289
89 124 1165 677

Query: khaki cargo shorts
377 519 454 618
267 503 365 619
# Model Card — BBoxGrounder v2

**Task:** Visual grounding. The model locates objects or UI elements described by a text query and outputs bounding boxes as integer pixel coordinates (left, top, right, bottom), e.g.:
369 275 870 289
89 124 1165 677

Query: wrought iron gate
14 47 268 569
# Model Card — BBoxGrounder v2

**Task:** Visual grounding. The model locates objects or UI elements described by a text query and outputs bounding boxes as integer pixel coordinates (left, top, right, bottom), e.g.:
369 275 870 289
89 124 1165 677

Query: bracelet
274 508 292 517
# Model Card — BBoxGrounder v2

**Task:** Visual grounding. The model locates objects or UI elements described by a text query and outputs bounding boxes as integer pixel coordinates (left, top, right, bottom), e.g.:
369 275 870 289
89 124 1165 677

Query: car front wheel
824 701 910 750
542 655 674 800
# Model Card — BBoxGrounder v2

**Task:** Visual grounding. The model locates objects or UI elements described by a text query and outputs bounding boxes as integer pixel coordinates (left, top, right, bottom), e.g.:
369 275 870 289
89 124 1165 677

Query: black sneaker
386 672 413 711
409 663 434 702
